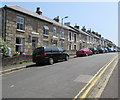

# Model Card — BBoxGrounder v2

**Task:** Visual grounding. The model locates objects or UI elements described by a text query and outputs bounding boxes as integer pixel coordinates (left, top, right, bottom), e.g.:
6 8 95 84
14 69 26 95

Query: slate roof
4 5 74 31
69 26 89 36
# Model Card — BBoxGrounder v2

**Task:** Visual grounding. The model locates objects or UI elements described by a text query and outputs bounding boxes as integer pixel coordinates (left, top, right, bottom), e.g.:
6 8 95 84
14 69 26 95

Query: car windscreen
58 47 64 52
33 47 44 55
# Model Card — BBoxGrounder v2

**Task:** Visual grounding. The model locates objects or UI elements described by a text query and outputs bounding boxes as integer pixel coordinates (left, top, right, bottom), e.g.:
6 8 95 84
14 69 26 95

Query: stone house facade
1 5 74 55
1 5 116 56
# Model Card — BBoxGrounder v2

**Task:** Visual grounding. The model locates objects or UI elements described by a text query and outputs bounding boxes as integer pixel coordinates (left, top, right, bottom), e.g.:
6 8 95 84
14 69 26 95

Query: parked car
89 47 99 54
106 47 112 52
104 48 108 53
76 48 93 57
97 48 105 53
113 49 117 52
117 49 120 52
32 46 69 65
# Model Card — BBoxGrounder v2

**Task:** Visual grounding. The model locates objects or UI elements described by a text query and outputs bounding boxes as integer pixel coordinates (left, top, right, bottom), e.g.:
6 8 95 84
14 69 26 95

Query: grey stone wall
4 8 69 56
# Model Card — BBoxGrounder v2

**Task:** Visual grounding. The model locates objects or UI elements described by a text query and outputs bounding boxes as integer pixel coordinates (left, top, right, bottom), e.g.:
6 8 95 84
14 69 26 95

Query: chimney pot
36 7 42 15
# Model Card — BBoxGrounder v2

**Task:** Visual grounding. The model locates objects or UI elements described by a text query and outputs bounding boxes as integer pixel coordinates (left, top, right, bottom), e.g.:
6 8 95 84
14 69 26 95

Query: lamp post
61 16 68 25
61 16 68 38
61 16 68 49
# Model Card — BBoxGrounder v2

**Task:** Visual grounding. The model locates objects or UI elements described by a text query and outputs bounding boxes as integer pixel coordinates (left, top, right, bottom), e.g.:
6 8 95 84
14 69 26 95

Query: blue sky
1 2 118 46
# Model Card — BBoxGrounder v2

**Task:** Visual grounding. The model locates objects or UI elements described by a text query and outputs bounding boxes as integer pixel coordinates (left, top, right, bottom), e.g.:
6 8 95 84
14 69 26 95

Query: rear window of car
94 48 97 50
104 48 107 50
98 48 103 50
33 47 44 55
52 47 59 52
80 49 84 50
58 47 64 52
44 47 52 52
89 48 93 50
44 46 60 52
86 49 90 51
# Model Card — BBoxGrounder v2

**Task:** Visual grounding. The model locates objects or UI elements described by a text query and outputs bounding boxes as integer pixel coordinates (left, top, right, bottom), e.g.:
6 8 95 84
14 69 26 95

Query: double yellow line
73 55 118 100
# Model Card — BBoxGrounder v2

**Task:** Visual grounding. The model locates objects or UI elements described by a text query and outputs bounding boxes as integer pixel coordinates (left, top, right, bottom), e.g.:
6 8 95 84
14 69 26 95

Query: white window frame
69 32 72 41
79 34 81 40
53 27 57 37
17 16 25 31
61 29 64 38
74 33 77 43
69 43 72 50
16 37 24 52
61 41 64 48
43 26 49 36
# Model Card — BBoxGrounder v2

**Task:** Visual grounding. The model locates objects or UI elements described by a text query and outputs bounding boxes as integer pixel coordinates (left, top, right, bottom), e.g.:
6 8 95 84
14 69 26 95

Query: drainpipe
2 6 6 41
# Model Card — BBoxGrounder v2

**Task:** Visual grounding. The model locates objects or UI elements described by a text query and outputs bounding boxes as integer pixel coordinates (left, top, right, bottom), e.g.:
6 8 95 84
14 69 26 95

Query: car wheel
65 56 69 61
85 53 88 56
48 58 54 65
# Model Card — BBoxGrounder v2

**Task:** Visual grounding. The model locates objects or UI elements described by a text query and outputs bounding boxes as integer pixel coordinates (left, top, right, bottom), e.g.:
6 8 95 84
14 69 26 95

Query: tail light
35 53 47 57
41 53 47 56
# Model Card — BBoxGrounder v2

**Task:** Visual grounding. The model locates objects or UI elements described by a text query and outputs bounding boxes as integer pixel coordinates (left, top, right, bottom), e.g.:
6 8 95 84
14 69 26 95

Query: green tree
0 37 8 56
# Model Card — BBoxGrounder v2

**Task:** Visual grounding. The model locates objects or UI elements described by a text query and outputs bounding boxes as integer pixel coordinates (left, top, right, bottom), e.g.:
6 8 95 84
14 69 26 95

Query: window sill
17 29 25 33
43 34 49 37
32 32 39 35
53 36 58 40
87 42 90 44
60 37 65 40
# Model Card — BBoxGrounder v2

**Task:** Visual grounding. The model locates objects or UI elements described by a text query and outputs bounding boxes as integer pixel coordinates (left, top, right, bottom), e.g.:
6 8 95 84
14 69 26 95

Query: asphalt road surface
2 52 118 98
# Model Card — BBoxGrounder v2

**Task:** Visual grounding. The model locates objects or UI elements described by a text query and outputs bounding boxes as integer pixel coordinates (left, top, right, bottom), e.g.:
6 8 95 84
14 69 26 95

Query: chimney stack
64 22 70 26
74 25 80 29
53 16 59 22
36 7 42 15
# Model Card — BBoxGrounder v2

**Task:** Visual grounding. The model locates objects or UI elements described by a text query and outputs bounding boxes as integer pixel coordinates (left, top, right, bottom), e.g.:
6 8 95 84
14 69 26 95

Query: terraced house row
0 5 117 55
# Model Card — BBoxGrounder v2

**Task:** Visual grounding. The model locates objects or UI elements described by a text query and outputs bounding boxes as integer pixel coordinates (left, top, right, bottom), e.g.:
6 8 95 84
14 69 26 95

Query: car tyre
48 57 54 65
85 53 88 56
65 55 69 61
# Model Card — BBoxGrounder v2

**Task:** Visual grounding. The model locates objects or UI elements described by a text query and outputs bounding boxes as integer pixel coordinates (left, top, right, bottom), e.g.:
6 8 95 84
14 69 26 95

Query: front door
32 37 38 50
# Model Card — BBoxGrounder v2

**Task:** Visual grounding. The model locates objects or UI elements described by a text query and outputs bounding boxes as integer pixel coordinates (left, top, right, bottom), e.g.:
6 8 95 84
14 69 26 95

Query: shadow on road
25 59 71 68
26 63 47 68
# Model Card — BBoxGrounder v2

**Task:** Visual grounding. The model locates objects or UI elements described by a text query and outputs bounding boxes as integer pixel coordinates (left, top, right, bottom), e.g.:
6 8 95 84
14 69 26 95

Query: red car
76 48 93 57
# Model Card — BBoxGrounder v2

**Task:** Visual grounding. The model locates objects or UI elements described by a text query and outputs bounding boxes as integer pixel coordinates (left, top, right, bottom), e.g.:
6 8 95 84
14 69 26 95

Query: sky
1 1 118 46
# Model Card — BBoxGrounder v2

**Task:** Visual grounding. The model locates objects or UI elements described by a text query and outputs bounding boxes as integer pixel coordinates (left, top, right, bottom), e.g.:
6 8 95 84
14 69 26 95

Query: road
2 52 118 98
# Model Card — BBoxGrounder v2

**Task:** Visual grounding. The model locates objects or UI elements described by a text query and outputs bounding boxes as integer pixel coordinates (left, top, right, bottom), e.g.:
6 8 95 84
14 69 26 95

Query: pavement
1 55 76 74
100 63 118 98
100 56 119 99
